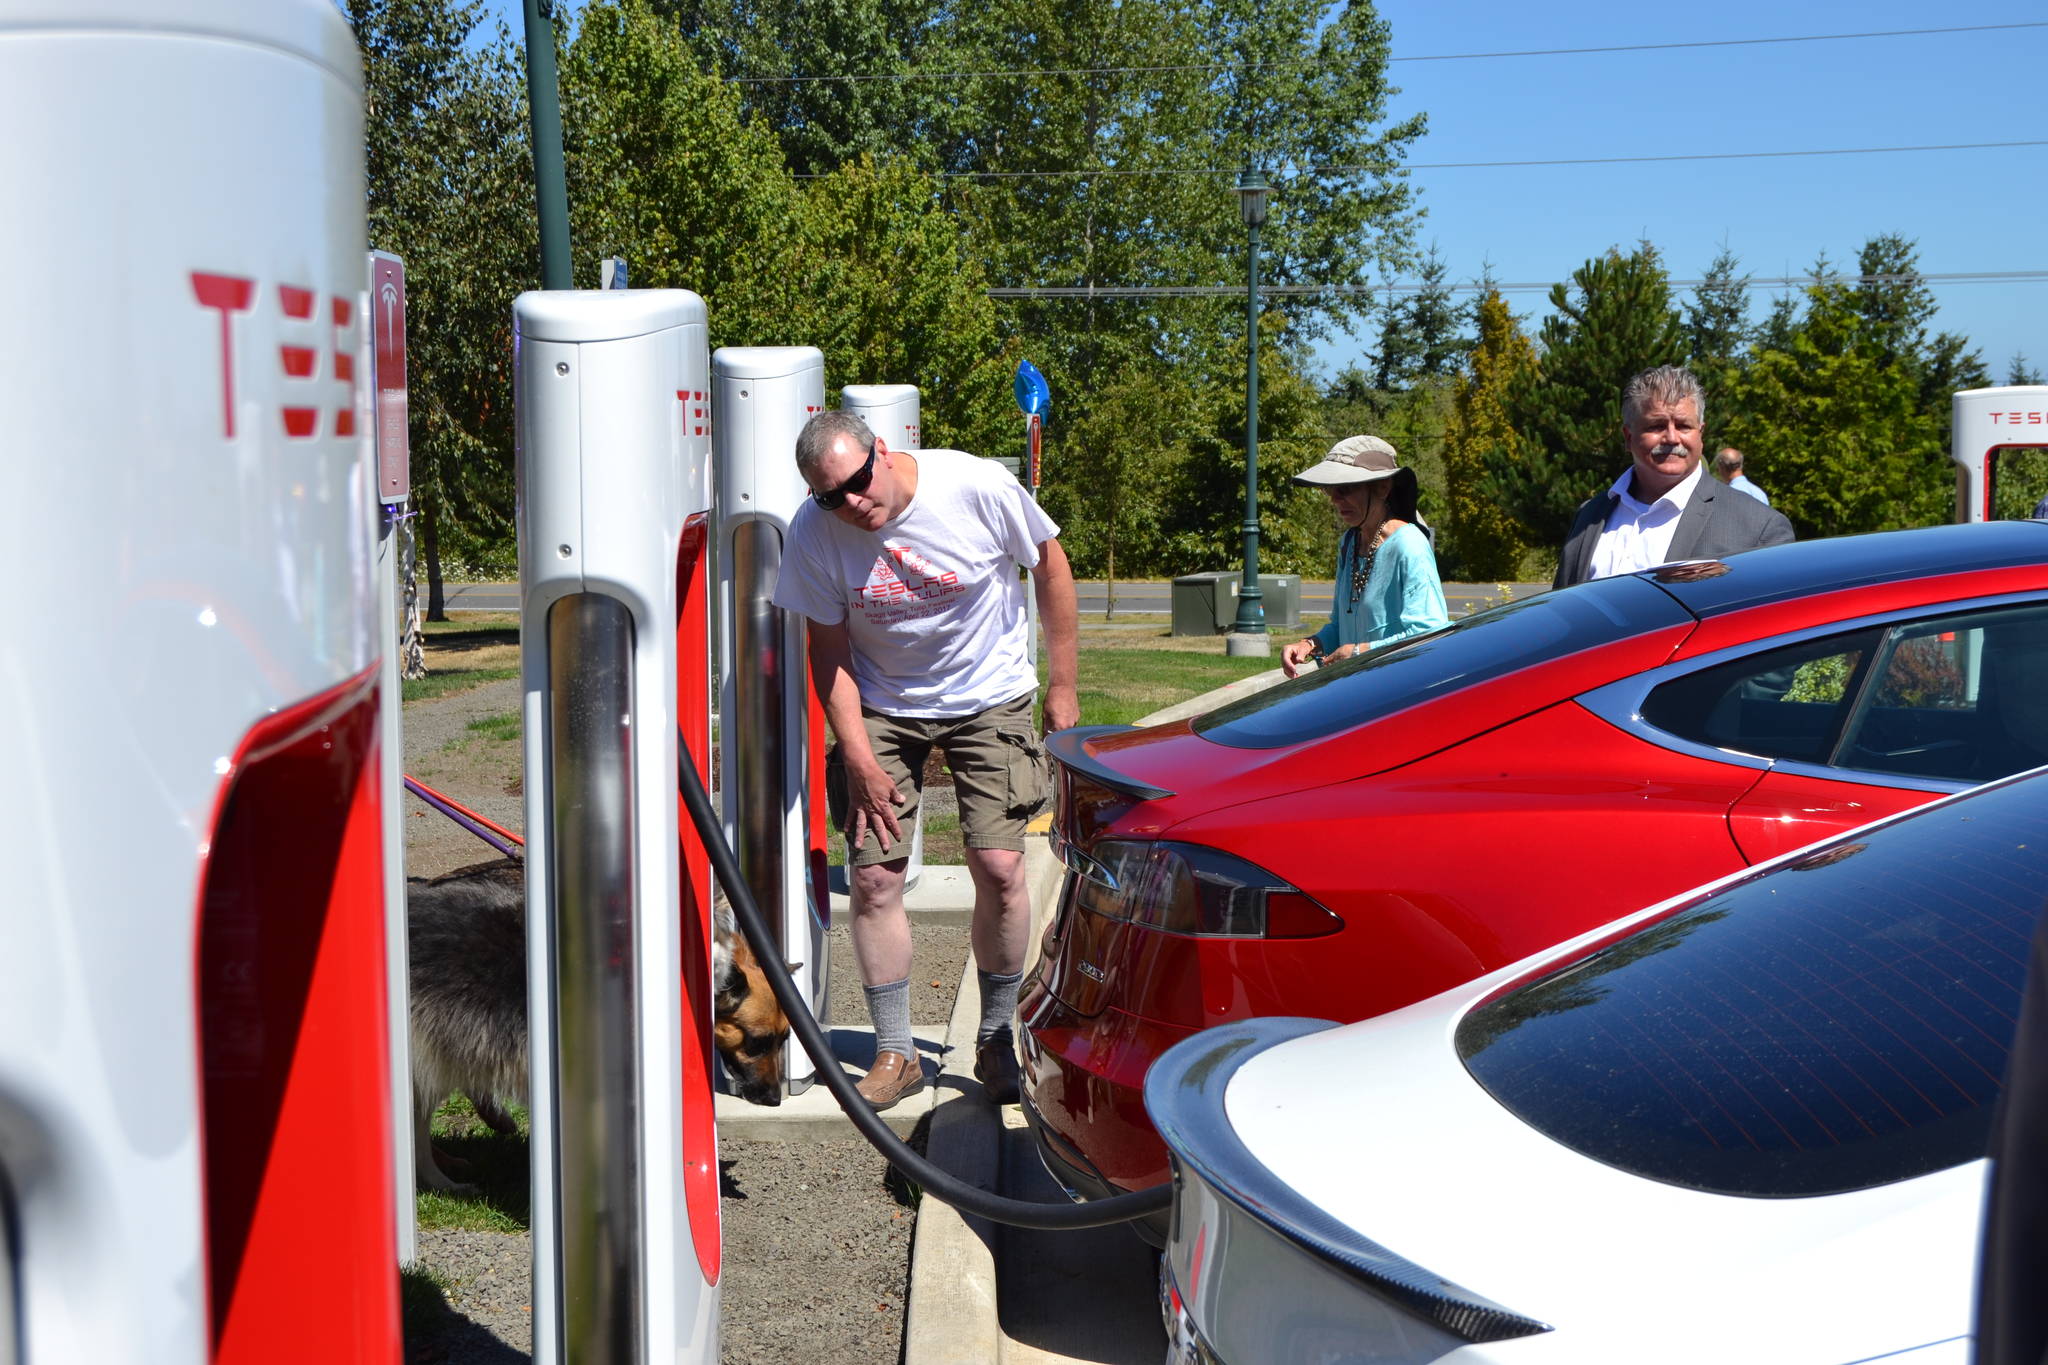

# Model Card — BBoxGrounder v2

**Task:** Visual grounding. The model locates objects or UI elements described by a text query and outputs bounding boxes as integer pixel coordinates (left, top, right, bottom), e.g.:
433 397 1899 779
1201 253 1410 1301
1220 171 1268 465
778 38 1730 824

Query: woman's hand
1281 638 1320 679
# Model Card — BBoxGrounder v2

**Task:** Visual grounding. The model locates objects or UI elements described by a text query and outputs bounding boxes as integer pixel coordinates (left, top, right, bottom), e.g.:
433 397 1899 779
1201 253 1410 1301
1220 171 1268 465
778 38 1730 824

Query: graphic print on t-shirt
853 544 965 625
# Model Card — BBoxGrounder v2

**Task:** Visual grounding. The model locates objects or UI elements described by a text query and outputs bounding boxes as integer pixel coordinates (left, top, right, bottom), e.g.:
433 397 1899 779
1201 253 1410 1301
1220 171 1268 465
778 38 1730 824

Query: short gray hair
1622 365 1706 430
1714 447 1744 474
794 409 876 478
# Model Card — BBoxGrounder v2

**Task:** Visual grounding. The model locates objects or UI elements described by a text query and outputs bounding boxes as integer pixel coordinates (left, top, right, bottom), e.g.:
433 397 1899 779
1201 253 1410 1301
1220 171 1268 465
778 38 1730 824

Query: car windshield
1193 575 1689 750
1456 771 2048 1198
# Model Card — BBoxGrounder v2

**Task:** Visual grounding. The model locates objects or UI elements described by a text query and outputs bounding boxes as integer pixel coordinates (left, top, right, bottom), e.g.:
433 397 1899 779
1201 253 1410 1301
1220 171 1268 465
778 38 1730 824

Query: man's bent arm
806 619 904 850
1033 538 1080 732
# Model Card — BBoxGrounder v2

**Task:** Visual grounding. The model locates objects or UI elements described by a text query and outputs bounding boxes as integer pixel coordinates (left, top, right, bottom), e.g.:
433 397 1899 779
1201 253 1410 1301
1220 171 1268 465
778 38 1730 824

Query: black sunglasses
812 439 878 510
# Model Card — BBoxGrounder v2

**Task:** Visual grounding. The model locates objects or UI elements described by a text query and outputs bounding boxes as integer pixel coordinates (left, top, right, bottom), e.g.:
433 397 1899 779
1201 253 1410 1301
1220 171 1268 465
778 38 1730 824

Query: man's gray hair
1714 447 1745 474
1622 365 1707 430
794 409 876 478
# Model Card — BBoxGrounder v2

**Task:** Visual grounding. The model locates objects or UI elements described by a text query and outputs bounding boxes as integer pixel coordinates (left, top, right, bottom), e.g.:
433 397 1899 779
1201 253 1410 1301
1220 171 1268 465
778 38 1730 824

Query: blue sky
1333 1 2046 382
477 1 2045 382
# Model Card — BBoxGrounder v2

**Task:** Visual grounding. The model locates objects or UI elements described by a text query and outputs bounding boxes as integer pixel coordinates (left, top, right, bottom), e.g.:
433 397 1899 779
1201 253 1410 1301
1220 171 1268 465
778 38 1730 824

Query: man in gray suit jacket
1554 365 1794 590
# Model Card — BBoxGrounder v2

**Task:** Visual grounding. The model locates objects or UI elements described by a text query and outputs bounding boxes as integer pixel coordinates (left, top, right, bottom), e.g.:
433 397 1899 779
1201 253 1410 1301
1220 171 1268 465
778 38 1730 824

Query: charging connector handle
678 741 1171 1230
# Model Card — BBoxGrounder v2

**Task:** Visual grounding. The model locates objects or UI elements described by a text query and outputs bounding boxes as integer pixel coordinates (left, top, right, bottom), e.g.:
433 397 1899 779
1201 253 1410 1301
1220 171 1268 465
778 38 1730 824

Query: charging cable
678 742 1171 1230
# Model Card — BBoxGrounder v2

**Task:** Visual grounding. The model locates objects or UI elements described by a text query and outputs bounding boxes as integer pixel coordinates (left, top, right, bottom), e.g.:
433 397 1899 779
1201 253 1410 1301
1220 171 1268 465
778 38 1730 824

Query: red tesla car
1021 522 2048 1240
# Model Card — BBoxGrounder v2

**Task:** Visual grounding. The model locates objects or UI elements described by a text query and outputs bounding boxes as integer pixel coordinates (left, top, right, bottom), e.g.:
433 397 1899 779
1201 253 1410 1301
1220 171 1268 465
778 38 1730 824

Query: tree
1369 244 1469 392
349 0 535 618
1482 244 1686 545
1684 246 1750 451
653 0 957 177
1039 360 1201 612
782 157 1017 456
1722 236 1989 536
2008 352 2044 387
1442 290 1535 578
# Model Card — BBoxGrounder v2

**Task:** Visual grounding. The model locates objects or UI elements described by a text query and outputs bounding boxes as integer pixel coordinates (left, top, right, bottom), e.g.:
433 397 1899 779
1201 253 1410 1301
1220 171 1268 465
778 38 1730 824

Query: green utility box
1172 572 1302 636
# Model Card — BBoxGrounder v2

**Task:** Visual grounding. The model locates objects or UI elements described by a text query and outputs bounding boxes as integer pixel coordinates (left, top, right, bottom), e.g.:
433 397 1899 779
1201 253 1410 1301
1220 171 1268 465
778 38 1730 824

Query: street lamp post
1226 168 1270 656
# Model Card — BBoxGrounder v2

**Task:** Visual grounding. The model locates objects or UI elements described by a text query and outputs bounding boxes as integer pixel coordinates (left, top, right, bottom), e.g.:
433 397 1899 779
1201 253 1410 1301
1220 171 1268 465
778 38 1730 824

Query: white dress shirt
1587 462 1706 582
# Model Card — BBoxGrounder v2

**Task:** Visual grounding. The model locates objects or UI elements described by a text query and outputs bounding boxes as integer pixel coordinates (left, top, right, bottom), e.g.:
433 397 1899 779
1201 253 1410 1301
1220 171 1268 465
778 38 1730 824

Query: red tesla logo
192 271 359 440
1988 411 2046 425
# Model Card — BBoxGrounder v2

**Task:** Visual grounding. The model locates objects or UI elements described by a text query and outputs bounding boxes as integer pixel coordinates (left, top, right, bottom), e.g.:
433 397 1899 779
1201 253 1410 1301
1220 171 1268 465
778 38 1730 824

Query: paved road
440 579 1550 618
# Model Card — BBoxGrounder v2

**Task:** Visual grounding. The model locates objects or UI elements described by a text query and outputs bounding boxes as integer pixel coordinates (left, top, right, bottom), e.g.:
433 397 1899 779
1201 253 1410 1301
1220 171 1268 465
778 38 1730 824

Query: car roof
1642 521 2048 617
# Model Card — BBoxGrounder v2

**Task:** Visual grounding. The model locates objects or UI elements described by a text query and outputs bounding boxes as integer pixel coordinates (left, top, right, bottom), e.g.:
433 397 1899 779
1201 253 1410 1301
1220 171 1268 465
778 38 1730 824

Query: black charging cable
677 742 1171 1230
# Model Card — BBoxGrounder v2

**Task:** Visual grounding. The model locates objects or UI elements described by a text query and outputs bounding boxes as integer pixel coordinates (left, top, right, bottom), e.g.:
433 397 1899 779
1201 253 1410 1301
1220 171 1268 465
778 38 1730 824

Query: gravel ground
400 654 964 1364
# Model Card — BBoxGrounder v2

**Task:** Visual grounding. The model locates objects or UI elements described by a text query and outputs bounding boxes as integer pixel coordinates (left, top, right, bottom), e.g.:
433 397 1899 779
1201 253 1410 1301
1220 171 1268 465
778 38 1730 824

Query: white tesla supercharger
713 347 832 1096
515 290 722 1363
1953 385 2048 521
841 382 922 452
0 3 401 1362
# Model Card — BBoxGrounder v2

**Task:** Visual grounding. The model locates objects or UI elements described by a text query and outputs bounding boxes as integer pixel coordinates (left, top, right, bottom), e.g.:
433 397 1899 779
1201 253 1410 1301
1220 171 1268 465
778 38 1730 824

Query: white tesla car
1147 765 2048 1365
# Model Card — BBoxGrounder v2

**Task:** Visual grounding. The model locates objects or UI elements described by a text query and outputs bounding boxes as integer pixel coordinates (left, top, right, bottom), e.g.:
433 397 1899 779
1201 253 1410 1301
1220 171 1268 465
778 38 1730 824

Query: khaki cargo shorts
826 692 1049 867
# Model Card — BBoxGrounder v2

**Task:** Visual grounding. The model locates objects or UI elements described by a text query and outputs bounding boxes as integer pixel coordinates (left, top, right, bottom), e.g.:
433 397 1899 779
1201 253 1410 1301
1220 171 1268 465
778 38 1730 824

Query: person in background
1554 366 1793 590
1281 436 1449 679
1714 446 1771 505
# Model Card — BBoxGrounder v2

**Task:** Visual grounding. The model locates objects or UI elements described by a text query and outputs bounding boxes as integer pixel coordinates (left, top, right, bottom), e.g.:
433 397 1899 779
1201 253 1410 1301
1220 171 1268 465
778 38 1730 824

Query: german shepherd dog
407 857 790 1192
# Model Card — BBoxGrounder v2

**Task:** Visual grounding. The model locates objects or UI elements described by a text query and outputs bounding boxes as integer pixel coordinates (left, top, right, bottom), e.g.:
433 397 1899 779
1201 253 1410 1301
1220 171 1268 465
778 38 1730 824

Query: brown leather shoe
974 1033 1021 1105
855 1050 927 1111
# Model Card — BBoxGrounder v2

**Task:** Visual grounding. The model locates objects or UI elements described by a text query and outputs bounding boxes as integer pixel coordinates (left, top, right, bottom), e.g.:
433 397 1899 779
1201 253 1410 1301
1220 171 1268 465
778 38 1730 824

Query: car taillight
1059 768 1137 848
1067 839 1341 939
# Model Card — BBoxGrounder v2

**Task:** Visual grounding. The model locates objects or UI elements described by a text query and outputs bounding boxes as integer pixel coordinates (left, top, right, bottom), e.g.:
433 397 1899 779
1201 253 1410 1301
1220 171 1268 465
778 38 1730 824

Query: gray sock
864 978 914 1062
977 969 1024 1045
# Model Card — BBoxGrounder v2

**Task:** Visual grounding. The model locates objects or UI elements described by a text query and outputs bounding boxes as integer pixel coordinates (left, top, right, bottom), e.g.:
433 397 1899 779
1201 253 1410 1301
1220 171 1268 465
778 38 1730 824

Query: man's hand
1280 638 1320 679
1042 681 1080 734
845 757 907 854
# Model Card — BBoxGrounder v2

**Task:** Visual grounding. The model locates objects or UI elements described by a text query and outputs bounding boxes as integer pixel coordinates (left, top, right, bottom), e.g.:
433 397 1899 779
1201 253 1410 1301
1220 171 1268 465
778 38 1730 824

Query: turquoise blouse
1308 522 1450 656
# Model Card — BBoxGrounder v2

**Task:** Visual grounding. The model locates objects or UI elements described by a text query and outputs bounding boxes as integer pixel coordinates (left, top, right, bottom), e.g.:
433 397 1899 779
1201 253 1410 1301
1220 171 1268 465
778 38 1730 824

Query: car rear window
1193 575 1690 750
1456 774 2048 1198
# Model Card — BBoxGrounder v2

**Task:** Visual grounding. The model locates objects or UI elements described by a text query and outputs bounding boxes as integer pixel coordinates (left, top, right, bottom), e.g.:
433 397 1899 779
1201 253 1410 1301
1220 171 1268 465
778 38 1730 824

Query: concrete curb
903 835 1062 1365
1135 666 1287 728
902 675 1261 1363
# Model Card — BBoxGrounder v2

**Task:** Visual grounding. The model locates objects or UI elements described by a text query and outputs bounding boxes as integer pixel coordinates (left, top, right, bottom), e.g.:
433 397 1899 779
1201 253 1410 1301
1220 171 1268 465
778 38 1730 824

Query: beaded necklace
1348 521 1392 603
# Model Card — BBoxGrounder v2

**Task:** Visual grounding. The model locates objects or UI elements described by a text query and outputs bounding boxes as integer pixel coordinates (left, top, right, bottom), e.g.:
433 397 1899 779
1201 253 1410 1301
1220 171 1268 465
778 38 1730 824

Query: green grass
403 618 520 704
403 665 519 704
437 709 522 756
415 1095 531 1233
1058 644 1283 728
466 712 522 743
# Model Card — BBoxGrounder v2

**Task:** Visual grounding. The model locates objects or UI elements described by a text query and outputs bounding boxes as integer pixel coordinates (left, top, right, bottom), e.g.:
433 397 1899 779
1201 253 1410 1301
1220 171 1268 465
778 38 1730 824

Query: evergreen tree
1370 245 1468 392
1442 290 1535 578
1482 244 1687 544
1685 246 1751 368
1722 236 1988 536
2009 353 2045 386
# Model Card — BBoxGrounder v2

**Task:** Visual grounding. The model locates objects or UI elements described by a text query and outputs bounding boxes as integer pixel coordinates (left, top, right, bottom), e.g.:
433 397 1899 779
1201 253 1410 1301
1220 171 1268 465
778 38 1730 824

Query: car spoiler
1044 725 1176 802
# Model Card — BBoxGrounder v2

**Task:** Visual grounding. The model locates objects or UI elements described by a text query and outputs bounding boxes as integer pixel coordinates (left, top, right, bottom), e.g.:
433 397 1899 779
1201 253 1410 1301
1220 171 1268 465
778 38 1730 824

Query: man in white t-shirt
1554 365 1793 589
772 410 1078 1110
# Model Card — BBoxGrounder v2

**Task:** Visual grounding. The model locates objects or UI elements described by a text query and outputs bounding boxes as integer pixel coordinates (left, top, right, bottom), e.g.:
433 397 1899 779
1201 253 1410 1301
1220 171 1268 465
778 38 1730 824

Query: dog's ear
715 957 748 1017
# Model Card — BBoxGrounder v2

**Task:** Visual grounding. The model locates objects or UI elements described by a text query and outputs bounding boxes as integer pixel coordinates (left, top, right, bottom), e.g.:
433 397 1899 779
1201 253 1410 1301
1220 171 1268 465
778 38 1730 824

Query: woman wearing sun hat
1280 435 1450 679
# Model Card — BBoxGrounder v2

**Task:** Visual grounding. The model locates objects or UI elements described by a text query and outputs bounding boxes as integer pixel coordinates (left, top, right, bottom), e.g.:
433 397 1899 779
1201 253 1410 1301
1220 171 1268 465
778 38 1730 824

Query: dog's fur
407 856 789 1191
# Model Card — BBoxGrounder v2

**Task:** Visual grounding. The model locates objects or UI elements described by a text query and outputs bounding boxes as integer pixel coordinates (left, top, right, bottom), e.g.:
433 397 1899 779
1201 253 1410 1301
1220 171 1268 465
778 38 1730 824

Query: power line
792 138 2048 180
986 270 2048 300
729 21 2047 86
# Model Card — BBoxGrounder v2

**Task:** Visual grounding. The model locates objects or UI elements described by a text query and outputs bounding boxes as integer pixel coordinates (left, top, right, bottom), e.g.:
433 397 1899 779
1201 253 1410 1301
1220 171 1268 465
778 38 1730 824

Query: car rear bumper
1020 1095 1169 1246
1020 982 1195 1205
